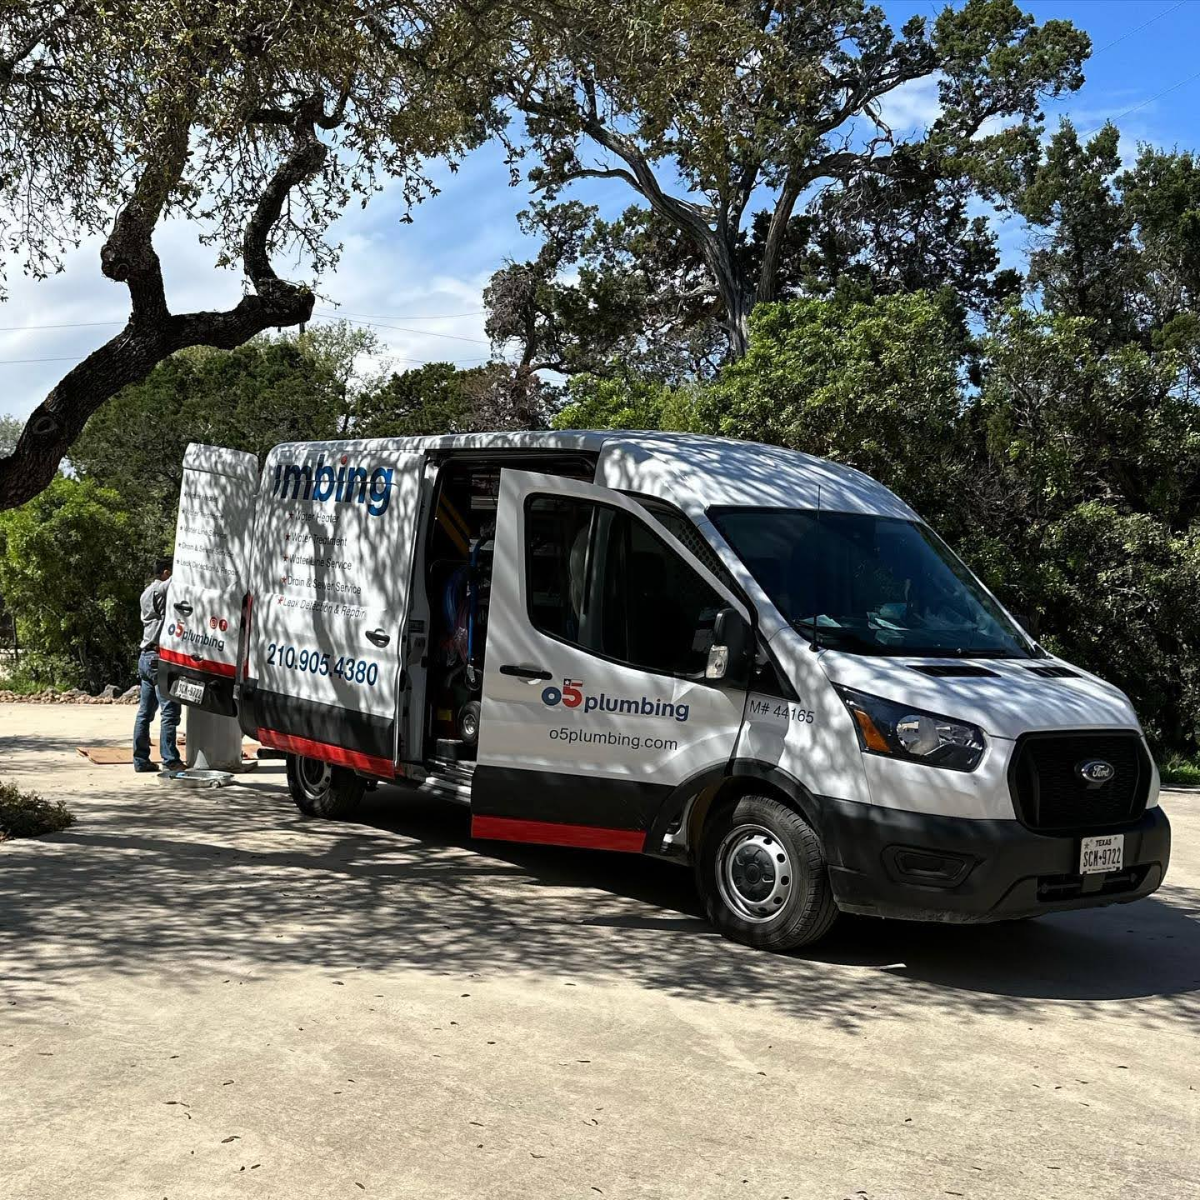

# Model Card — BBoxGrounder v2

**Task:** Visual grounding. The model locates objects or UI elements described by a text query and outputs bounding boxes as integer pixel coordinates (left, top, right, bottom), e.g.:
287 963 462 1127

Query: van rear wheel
698 794 837 952
286 754 366 819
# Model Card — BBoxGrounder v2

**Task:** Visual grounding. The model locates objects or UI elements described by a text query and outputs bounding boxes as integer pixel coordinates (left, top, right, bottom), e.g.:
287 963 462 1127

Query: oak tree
0 0 505 508
504 0 1088 357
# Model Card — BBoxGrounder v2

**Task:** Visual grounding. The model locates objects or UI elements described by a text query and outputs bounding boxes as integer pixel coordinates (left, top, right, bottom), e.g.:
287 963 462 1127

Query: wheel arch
645 760 826 861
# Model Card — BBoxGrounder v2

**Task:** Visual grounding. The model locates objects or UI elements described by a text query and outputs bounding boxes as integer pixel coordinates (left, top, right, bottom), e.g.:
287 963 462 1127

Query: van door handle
499 663 552 681
365 628 391 648
174 602 193 615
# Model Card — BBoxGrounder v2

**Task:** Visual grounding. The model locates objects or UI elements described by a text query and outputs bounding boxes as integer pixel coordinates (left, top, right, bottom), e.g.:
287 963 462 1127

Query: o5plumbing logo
541 677 690 723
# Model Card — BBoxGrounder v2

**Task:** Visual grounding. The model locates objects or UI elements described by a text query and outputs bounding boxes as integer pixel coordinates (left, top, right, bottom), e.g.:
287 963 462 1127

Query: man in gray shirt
132 557 183 772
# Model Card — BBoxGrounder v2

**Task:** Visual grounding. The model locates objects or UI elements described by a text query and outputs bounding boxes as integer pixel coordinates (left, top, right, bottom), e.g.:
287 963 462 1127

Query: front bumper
821 797 1170 923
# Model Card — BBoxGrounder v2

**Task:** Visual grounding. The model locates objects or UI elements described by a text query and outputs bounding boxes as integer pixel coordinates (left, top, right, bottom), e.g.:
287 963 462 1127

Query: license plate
1080 833 1124 874
171 678 206 705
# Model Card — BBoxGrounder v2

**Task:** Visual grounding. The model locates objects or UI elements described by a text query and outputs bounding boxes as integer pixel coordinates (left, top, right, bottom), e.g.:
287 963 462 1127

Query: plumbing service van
163 432 1171 951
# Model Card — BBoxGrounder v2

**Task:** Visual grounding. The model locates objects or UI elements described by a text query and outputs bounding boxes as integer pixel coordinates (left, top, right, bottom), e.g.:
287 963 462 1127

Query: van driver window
525 495 725 676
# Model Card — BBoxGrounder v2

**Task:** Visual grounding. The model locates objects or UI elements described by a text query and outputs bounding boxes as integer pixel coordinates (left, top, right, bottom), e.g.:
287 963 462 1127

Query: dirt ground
0 704 1197 1200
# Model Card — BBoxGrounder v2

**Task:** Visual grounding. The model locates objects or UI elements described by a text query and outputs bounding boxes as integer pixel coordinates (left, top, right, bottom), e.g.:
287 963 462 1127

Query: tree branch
559 165 640 189
0 118 327 509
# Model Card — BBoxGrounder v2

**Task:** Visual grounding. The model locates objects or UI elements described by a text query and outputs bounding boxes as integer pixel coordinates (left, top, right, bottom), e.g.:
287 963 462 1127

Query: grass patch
0 780 75 841
0 673 47 696
1159 755 1200 787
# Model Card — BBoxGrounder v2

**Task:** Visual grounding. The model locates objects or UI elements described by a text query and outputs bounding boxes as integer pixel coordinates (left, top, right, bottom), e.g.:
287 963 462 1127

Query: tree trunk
755 174 803 310
698 234 752 360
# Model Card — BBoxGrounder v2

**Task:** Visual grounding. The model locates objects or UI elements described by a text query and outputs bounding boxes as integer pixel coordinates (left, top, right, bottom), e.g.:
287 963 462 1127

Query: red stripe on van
471 814 645 853
256 727 395 779
159 648 236 678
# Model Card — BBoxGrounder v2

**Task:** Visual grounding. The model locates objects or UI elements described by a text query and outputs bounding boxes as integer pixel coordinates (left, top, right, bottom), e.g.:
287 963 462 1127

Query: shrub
0 477 159 693
0 781 75 840
1159 755 1200 787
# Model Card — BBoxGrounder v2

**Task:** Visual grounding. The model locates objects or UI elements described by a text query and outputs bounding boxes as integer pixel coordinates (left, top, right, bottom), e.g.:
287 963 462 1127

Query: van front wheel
698 794 837 952
286 754 366 819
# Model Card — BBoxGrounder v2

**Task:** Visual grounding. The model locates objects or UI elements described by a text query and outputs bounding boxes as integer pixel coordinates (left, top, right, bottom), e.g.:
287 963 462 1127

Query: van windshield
709 507 1035 659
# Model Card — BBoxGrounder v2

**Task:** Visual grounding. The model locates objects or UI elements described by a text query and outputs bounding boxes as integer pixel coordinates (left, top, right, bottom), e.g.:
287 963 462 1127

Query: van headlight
835 686 985 772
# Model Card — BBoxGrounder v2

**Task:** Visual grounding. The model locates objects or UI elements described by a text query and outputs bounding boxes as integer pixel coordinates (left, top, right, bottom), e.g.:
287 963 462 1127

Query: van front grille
1008 732 1149 833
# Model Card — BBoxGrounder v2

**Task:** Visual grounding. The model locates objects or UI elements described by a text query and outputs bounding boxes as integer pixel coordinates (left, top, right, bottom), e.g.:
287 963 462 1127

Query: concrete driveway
1 704 1197 1200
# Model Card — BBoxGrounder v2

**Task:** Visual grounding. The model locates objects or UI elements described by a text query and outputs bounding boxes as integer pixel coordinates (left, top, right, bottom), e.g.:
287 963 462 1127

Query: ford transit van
163 433 1170 951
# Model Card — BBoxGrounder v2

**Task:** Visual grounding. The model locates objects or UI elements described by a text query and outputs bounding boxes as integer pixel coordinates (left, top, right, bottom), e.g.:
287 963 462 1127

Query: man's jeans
132 649 181 769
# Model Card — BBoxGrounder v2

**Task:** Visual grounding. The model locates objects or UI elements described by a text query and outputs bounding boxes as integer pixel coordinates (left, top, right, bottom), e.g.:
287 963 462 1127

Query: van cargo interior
422 453 594 764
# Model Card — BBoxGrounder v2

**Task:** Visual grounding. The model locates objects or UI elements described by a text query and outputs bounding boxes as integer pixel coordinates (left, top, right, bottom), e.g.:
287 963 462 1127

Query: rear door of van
162 443 260 715
239 442 424 777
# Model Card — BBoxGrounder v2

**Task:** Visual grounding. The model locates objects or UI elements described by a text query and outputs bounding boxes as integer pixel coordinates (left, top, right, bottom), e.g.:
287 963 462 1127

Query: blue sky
2 0 1198 421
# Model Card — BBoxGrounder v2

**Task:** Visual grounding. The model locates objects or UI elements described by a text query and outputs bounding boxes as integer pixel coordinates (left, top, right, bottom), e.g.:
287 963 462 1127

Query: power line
0 355 91 365
1081 65 1200 136
315 307 484 321
0 320 124 332
0 351 492 367
0 311 489 342
311 312 489 344
1092 1 1187 58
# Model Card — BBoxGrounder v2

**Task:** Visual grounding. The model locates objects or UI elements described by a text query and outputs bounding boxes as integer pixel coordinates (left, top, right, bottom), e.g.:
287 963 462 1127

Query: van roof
266 429 918 520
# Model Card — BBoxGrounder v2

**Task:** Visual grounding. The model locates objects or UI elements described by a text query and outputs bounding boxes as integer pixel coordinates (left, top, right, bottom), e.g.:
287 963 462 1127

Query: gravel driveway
1 704 1197 1199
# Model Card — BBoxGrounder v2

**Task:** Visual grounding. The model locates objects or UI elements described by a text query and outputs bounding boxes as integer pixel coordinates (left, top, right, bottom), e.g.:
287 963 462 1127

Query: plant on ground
1159 756 1200 787
0 477 162 693
0 781 75 841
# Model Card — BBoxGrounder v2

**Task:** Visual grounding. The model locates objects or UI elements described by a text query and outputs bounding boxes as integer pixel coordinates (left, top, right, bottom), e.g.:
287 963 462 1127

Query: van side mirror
706 607 753 685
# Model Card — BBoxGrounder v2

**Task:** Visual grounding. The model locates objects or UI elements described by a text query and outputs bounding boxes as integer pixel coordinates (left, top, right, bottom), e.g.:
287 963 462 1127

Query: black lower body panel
821 797 1171 923
470 765 669 849
237 679 395 776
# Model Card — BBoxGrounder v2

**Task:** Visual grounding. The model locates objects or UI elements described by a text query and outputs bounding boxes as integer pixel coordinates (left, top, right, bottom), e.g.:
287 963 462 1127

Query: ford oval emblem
1076 759 1115 785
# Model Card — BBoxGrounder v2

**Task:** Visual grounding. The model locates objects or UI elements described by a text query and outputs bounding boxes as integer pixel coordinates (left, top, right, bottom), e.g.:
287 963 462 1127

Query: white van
163 432 1171 951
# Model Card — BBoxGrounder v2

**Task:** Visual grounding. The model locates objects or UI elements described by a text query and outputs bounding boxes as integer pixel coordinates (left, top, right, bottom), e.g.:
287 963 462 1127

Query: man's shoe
161 759 186 772
133 761 159 773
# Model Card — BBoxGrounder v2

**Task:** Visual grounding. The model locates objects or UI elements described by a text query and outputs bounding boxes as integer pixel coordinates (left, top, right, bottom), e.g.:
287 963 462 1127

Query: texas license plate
171 677 205 705
1080 834 1124 874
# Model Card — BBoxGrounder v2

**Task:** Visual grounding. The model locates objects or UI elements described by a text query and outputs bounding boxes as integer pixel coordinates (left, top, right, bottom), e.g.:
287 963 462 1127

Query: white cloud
876 75 943 134
0 167 511 421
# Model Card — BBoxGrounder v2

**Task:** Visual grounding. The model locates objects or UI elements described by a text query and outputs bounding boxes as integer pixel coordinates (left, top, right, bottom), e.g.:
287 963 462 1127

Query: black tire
697 793 838 952
285 754 366 819
459 700 481 746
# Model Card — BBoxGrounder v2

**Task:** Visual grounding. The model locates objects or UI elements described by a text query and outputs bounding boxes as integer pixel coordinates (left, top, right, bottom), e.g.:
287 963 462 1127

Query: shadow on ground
1 768 1197 1032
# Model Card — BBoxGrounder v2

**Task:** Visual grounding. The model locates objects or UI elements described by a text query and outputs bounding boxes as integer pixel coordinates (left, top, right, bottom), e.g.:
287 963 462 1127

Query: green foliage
486 202 730 380
553 375 708 433
1159 755 1200 787
1016 123 1141 349
0 416 21 456
507 0 1088 354
354 360 557 437
70 324 377 527
979 307 1200 524
0 781 75 841
702 292 970 523
1027 506 1200 752
967 309 1200 751
352 362 488 438
0 478 159 692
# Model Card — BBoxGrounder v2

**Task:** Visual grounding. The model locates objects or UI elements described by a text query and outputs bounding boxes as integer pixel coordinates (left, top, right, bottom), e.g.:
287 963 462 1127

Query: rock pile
0 686 141 705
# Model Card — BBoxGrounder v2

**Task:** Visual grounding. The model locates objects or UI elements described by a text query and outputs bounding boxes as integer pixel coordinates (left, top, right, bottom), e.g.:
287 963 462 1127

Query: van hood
812 648 1141 740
